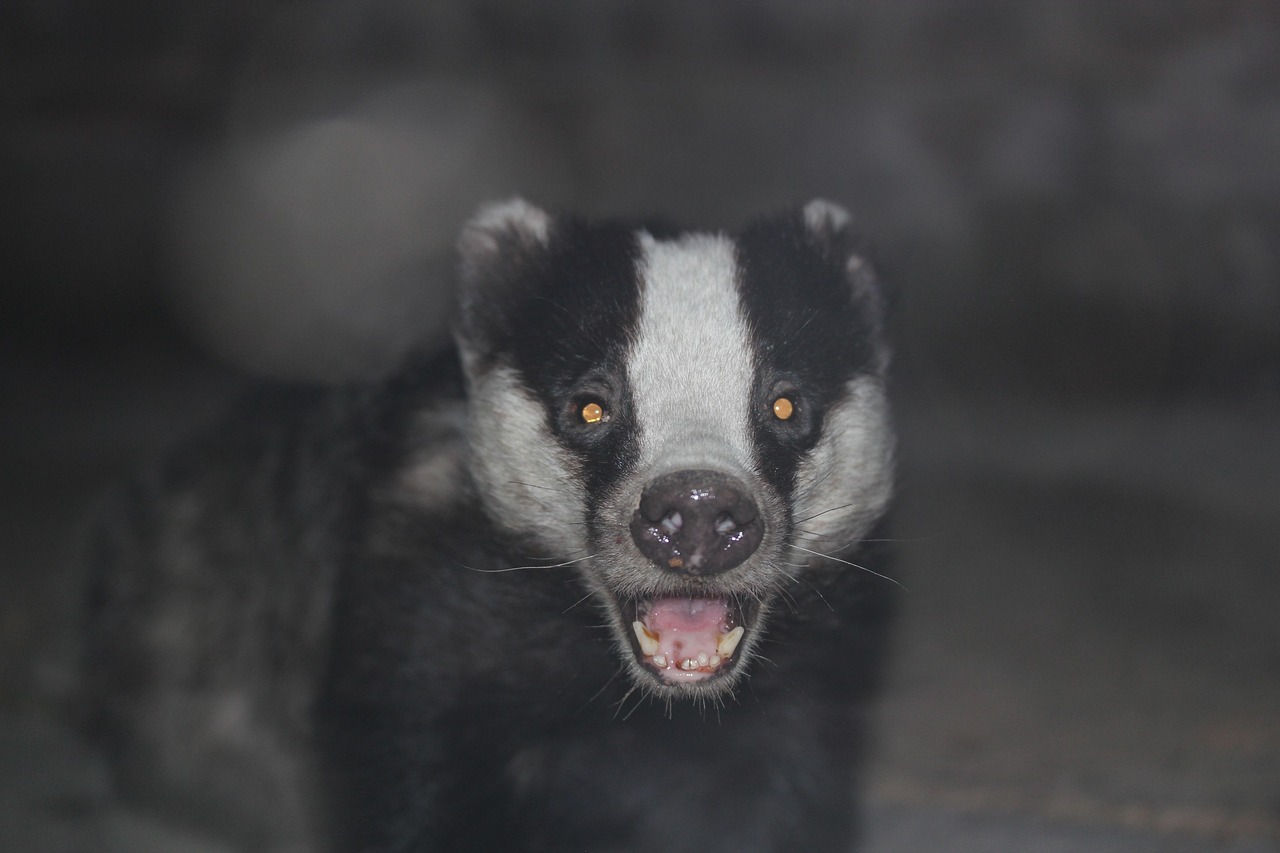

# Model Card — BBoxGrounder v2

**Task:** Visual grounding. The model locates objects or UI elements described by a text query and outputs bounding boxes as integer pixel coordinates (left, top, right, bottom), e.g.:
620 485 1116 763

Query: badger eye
580 401 606 424
772 396 795 421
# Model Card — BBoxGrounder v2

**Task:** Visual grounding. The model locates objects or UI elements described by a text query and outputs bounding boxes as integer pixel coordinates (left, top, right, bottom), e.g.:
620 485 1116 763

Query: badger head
455 199 894 701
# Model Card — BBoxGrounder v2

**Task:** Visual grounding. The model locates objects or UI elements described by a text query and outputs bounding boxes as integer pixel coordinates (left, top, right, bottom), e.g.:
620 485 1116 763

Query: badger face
456 199 894 700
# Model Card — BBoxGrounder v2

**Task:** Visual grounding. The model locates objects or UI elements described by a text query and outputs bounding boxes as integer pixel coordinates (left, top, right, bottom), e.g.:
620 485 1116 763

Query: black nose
629 470 764 576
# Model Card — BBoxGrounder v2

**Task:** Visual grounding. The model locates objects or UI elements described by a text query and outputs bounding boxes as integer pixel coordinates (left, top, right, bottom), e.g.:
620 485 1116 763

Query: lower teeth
633 620 746 673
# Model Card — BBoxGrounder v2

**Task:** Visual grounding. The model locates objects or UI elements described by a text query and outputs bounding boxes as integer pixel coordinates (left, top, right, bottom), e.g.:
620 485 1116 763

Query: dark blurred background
2 2 1278 850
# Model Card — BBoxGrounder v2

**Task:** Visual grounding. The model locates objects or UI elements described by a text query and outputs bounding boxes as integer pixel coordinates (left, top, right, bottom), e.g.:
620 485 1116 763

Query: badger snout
629 469 763 576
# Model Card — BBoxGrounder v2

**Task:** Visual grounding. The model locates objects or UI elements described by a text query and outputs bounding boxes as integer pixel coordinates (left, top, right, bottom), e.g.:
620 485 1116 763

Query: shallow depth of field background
3 3 1278 851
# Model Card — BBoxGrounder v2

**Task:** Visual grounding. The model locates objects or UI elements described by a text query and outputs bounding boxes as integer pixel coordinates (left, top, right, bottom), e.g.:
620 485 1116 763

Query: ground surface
1 323 1276 852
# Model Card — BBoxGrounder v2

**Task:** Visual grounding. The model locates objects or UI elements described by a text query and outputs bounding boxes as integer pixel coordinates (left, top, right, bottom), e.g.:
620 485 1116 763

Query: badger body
86 200 897 852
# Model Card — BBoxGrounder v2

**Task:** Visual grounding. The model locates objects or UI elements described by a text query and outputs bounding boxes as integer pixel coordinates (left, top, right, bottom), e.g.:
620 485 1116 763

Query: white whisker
787 543 907 590
793 502 854 526
507 479 561 492
791 527 841 542
461 553 596 574
563 589 600 614
579 666 624 713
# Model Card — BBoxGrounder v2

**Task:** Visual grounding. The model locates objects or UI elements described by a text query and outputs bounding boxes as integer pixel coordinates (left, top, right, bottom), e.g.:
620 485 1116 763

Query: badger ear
799 198 878 287
455 198 553 369
801 198 853 238
800 198 893 371
800 199 863 269
457 198 553 284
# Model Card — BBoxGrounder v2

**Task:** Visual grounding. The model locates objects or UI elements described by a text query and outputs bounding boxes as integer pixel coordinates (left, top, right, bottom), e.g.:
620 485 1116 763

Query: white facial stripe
466 365 587 556
630 233 756 474
793 375 895 547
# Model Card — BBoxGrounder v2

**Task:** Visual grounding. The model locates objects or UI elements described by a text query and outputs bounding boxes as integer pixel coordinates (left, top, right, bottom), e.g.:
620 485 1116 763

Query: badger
84 199 898 852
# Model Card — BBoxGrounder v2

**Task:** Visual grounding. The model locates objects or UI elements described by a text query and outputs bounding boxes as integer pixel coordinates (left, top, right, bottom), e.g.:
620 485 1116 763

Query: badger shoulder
80 348 474 848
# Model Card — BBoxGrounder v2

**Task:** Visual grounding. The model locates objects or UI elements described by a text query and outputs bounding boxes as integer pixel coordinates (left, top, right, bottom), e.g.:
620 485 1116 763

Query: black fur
479 216 648 502
85 203 897 852
320 480 894 851
736 209 886 497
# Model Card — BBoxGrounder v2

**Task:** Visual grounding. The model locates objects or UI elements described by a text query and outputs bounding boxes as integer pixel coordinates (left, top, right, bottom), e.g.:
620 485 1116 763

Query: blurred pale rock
171 80 569 380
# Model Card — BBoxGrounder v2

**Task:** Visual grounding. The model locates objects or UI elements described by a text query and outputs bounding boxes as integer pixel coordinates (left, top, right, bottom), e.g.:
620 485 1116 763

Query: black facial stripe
497 218 646 502
734 211 882 496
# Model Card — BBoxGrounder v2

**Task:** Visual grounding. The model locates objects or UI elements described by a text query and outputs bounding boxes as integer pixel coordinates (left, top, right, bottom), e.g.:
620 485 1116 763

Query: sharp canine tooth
717 626 745 658
631 621 660 656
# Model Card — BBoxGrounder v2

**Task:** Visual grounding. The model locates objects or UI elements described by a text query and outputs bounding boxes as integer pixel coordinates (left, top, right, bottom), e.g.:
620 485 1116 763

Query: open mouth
626 596 750 683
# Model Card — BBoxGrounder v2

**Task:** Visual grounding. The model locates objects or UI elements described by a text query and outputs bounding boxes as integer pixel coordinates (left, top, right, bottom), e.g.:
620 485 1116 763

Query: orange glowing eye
581 402 605 424
772 397 795 420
